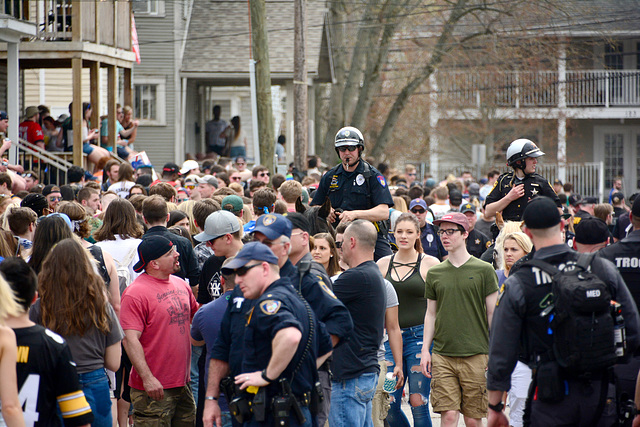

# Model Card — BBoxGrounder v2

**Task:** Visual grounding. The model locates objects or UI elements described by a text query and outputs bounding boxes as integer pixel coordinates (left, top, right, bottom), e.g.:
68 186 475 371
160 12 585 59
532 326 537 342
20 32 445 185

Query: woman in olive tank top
377 213 439 427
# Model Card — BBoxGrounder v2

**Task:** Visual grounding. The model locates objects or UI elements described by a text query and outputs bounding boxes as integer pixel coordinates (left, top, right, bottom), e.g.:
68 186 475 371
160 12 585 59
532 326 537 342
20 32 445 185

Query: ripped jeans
384 324 432 427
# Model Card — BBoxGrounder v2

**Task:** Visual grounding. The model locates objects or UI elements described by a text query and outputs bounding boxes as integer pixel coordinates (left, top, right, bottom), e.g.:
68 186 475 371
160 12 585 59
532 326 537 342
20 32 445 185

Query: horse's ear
295 198 306 213
318 197 332 219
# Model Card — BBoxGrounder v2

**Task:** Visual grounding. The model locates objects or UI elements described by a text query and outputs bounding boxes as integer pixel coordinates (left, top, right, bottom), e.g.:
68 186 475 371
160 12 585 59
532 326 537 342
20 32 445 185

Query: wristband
261 369 275 383
204 396 218 401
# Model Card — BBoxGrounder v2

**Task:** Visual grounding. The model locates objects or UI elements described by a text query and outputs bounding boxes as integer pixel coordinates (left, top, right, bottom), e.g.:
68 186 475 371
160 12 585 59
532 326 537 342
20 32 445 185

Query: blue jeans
78 368 112 427
330 372 378 427
384 324 432 427
190 344 202 404
230 146 246 158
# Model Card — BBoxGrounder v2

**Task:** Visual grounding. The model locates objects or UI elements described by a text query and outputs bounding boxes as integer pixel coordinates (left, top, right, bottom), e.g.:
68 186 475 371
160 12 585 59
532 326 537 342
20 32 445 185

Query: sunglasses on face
231 176 242 181
337 146 358 152
178 197 189 203
411 208 425 214
437 228 463 236
259 172 270 177
235 263 262 277
335 241 342 249
48 197 61 202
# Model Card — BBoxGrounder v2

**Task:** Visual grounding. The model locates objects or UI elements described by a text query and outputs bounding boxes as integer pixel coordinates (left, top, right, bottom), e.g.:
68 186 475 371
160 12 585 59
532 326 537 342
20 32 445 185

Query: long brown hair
94 198 143 241
313 233 341 276
56 201 91 239
29 215 74 274
38 238 110 336
394 212 423 253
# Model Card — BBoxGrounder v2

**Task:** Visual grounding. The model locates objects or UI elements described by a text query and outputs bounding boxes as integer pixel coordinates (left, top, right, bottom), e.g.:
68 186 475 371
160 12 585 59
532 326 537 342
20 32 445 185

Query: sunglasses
437 228 463 236
48 196 61 202
411 208 425 214
178 198 189 203
337 146 358 152
235 263 262 277
231 176 243 181
259 172 270 177
335 241 342 249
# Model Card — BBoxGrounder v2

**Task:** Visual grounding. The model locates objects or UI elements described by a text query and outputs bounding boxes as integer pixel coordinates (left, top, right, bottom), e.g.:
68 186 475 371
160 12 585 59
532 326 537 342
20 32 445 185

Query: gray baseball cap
194 210 240 242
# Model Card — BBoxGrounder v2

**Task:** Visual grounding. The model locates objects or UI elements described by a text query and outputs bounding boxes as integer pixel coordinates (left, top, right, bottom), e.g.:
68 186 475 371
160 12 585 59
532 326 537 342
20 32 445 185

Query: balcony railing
438 70 640 108
0 0 131 49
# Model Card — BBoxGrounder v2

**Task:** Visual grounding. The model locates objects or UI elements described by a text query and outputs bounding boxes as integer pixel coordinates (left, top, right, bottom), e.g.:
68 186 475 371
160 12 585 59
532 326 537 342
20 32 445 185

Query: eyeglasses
437 228 462 236
259 172 270 177
337 146 358 152
335 241 342 249
411 208 425 214
235 263 263 277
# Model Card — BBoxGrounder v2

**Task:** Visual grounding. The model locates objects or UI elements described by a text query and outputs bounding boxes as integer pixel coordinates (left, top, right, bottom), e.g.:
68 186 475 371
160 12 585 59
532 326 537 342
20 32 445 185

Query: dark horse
295 197 335 238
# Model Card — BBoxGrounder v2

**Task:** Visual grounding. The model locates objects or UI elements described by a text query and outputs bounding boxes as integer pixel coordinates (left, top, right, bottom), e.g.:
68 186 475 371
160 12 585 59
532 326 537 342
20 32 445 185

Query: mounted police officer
311 127 394 260
484 139 561 222
486 196 640 427
222 243 333 426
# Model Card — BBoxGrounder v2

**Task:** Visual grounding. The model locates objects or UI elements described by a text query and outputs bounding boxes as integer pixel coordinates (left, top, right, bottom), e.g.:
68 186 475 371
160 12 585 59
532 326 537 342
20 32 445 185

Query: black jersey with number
13 325 93 427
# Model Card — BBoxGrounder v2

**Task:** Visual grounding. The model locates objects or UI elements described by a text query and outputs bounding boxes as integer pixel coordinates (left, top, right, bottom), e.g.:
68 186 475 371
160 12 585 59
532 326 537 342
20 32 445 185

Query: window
133 76 166 125
604 132 624 189
605 42 623 70
132 0 163 16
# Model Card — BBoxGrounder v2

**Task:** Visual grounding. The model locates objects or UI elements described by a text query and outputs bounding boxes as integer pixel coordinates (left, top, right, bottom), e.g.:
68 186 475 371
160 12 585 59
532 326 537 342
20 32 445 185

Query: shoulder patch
377 175 387 187
259 300 281 315
319 280 337 299
45 328 65 344
486 240 493 249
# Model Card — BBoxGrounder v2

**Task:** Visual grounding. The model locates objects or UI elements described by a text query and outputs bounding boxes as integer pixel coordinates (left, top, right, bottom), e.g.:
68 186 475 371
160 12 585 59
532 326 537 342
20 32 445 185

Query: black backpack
524 253 617 374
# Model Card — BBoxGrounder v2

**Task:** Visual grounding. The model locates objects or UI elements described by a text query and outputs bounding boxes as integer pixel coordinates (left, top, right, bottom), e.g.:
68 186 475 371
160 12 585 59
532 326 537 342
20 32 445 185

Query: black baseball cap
522 196 561 229
162 163 180 174
284 212 311 233
133 236 175 272
574 217 609 245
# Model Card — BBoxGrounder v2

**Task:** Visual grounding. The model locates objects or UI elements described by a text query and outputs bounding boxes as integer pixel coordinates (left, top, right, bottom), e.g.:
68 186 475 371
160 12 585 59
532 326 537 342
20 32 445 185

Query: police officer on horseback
311 126 394 260
484 139 561 222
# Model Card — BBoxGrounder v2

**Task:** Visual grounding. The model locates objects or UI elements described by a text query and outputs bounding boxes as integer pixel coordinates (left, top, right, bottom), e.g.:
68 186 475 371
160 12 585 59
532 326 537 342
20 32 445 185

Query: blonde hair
177 200 199 235
392 196 408 213
500 232 533 272
0 274 20 322
494 221 524 270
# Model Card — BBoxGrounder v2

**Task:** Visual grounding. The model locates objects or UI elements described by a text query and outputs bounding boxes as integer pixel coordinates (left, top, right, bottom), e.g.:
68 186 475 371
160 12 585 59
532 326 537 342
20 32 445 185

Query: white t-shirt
95 236 142 285
108 181 136 199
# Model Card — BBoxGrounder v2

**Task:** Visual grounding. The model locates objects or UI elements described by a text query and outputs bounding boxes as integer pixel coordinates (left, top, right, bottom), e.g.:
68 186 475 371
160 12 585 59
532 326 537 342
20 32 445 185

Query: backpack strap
522 259 562 276
576 252 596 271
119 246 138 270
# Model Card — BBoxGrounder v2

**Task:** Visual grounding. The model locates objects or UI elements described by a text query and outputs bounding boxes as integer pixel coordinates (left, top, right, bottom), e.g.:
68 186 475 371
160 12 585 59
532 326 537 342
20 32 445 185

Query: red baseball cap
434 212 469 232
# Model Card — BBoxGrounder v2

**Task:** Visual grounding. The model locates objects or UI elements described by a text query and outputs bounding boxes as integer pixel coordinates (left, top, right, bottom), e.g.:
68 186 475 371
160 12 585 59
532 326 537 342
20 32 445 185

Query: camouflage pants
130 386 196 426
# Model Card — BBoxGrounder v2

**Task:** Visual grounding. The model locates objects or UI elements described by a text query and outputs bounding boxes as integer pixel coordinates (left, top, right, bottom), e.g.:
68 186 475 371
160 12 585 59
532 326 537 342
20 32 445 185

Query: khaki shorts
430 353 488 419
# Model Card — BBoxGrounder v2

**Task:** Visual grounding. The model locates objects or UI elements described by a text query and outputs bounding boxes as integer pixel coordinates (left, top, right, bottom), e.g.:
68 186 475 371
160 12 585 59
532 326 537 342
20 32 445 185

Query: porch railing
438 70 640 108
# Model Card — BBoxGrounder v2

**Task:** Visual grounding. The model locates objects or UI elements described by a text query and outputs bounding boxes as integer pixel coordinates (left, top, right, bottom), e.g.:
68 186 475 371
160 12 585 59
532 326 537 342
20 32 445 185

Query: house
132 0 333 168
426 0 640 199
0 0 136 168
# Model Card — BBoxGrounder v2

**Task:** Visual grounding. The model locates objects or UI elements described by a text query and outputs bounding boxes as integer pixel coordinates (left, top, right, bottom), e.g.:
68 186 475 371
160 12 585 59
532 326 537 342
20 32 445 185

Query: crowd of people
0 122 639 427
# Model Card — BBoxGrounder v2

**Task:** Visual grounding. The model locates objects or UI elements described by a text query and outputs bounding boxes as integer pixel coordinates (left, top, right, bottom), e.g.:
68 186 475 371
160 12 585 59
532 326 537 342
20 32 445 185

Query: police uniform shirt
311 160 394 218
13 325 94 426
242 277 332 396
572 209 592 226
599 230 640 309
466 228 492 259
281 259 353 343
483 172 560 221
210 286 256 377
420 223 447 261
487 243 640 393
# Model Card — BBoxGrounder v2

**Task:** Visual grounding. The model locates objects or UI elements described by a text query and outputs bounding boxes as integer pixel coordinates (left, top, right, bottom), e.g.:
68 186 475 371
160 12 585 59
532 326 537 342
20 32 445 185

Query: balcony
1 0 130 49
438 70 640 109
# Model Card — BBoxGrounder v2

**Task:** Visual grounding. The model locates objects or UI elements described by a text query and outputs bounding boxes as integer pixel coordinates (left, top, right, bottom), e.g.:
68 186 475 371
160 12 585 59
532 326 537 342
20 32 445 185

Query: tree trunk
371 0 469 158
250 0 275 171
294 0 308 171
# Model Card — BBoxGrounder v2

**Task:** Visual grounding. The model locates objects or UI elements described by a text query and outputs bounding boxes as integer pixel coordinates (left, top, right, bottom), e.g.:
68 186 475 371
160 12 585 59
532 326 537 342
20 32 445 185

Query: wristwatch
204 396 218 401
488 401 505 412
261 369 275 383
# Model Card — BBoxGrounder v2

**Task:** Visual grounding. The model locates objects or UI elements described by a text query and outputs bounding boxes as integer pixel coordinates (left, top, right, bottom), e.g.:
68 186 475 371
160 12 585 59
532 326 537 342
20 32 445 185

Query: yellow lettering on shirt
16 346 29 363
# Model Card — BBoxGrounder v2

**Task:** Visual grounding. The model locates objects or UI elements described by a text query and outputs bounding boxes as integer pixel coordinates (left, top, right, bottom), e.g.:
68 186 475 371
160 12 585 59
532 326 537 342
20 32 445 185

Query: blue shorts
83 142 95 155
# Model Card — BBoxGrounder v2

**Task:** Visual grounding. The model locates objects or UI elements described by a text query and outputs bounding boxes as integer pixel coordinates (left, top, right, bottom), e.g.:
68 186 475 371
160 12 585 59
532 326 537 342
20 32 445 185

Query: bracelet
204 396 218 401
261 369 275 383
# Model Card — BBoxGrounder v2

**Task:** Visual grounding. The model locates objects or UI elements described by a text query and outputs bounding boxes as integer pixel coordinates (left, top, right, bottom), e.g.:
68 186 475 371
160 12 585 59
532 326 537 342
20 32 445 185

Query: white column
429 73 439 179
557 40 567 183
7 42 19 165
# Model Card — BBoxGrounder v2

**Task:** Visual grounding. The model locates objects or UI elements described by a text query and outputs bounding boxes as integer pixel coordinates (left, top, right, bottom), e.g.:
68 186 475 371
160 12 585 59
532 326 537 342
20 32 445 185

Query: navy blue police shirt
311 160 394 221
281 259 353 345
242 277 332 396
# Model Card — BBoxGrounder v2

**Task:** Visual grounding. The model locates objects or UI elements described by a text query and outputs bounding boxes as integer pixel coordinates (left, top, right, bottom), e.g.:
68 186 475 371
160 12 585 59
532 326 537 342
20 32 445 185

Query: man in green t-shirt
420 212 498 427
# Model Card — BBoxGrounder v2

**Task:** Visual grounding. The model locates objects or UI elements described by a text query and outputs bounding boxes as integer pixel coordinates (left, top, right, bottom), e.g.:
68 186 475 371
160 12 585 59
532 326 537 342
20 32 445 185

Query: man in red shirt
19 106 45 149
121 235 199 425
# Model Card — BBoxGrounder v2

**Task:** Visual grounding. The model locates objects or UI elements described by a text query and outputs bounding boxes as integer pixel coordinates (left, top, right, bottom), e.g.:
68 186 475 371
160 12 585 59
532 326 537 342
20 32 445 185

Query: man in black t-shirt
330 220 386 426
1 258 93 427
195 210 244 304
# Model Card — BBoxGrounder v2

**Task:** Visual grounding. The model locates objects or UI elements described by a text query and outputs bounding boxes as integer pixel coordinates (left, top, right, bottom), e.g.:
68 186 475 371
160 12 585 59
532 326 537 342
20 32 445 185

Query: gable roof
181 0 332 84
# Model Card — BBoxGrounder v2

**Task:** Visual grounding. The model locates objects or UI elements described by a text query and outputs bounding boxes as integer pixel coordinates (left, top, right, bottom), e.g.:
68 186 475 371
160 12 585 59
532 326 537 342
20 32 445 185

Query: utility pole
249 0 275 172
293 0 308 172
